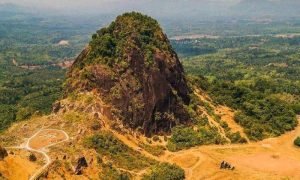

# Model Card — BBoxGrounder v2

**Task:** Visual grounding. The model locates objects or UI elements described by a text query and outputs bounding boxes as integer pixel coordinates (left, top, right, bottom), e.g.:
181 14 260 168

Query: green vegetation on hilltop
75 12 171 69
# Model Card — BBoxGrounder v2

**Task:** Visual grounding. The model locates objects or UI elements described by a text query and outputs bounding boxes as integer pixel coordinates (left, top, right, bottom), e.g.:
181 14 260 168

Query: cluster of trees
188 75 298 141
80 12 171 69
167 123 226 151
142 163 185 180
97 157 131 180
210 78 297 140
84 131 156 171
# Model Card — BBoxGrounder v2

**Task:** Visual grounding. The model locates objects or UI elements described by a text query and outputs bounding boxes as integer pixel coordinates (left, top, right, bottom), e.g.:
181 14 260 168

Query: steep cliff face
66 12 191 135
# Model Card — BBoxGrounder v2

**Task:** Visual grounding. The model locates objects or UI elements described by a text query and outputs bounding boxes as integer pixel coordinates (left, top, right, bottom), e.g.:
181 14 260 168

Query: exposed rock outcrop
52 102 61 113
0 146 8 160
66 12 191 136
74 156 88 175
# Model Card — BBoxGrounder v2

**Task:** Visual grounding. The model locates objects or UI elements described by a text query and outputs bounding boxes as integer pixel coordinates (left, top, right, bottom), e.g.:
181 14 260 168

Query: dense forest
0 11 94 131
181 35 300 140
0 62 64 131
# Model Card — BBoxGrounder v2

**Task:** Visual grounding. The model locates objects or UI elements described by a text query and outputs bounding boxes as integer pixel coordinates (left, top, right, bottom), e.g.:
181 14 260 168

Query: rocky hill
2 12 300 180
66 12 191 136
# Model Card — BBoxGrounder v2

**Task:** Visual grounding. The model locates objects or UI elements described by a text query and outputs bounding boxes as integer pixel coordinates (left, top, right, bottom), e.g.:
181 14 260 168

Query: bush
29 153 37 162
99 163 131 180
142 163 185 180
16 107 35 121
139 143 165 156
167 126 200 151
227 132 247 144
167 125 227 151
85 131 156 170
294 137 300 147
152 135 160 142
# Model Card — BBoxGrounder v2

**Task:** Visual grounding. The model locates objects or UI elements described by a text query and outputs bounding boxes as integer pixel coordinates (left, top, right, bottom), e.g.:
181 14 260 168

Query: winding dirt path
5 129 69 180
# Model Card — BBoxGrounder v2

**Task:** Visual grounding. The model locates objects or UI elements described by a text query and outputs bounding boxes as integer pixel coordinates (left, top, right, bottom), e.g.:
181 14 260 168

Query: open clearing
0 150 40 180
28 129 68 150
162 116 300 180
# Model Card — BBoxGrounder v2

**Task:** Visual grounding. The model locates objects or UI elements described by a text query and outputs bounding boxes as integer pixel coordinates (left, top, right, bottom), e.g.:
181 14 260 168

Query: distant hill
231 0 300 18
0 3 30 16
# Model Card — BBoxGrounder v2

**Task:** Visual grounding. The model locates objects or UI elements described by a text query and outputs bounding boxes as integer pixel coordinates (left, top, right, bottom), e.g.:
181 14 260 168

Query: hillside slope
1 12 300 180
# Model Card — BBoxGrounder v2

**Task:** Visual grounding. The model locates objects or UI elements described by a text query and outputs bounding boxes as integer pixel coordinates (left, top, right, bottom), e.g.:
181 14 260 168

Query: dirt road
5 129 69 180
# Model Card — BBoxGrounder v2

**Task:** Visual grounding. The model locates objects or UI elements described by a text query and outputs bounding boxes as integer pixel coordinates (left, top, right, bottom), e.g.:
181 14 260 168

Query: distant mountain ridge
231 0 300 18
2 1 300 22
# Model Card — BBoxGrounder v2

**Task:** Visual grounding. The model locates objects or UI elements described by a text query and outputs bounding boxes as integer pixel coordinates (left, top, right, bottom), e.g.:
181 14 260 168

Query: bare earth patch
227 153 300 176
215 105 249 141
28 129 68 150
171 154 199 168
0 153 40 180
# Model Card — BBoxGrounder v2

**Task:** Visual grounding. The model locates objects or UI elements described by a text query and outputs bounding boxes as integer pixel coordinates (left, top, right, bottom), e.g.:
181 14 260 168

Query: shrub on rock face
294 137 300 147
